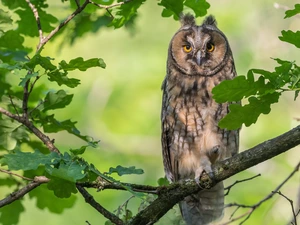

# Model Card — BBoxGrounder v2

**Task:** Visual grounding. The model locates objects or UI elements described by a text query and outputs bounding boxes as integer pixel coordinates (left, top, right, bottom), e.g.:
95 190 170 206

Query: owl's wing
161 79 175 182
225 67 240 157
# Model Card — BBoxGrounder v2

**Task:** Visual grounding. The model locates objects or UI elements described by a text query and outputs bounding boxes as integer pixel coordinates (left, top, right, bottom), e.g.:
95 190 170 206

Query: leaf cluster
212 4 300 130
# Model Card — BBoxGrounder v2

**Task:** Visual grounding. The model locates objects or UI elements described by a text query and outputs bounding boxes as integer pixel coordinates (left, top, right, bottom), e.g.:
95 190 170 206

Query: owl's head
168 14 232 76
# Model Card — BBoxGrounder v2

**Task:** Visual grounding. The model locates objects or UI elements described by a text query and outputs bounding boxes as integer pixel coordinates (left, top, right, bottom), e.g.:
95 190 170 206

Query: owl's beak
196 50 202 66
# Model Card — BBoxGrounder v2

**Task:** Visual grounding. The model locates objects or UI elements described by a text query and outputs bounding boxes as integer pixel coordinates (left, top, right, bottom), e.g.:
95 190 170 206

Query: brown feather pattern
161 14 240 225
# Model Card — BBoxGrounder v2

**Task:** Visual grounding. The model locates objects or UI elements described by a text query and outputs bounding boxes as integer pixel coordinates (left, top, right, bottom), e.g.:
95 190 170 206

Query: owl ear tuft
202 15 217 27
180 13 195 27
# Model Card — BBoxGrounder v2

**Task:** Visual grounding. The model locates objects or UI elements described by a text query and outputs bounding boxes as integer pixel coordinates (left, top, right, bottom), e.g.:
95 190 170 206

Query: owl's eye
206 42 215 52
183 45 192 53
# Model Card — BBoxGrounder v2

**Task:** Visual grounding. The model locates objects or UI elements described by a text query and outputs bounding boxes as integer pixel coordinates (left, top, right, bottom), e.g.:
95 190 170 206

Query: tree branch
128 125 300 225
35 0 132 52
0 176 49 208
79 180 158 194
0 169 33 181
25 0 43 51
224 161 300 224
37 0 90 52
224 174 261 196
0 107 60 153
76 185 124 225
275 191 298 225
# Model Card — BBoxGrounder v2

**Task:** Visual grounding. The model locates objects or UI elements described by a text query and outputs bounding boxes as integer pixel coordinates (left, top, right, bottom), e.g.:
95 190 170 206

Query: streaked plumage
161 14 240 225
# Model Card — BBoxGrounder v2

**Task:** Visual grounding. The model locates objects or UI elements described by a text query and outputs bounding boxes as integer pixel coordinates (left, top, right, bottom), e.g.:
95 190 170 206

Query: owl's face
169 15 230 76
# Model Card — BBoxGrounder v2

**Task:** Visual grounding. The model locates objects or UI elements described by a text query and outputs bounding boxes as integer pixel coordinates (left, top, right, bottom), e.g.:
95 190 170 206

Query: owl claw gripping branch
161 14 240 225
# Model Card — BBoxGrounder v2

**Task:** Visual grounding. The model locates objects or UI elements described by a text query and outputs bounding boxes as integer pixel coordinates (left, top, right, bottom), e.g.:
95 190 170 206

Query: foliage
0 0 299 225
212 7 300 130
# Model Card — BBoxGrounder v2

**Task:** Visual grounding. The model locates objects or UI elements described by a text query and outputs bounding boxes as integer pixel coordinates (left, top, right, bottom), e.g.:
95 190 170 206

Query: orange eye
206 42 215 52
183 45 192 53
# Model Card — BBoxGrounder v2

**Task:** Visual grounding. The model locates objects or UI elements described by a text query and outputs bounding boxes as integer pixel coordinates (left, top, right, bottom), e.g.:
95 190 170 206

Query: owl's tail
180 182 224 225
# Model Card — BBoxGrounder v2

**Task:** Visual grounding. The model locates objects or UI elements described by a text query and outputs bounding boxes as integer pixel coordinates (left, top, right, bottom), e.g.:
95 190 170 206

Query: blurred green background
1 0 300 224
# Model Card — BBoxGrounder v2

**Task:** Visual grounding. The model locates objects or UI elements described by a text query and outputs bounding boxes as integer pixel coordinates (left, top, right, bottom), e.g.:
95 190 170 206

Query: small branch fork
224 174 261 196
275 191 298 225
219 161 300 225
25 0 131 53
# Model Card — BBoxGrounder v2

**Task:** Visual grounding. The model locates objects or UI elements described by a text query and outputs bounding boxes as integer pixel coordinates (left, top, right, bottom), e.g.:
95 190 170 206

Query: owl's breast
165 76 230 178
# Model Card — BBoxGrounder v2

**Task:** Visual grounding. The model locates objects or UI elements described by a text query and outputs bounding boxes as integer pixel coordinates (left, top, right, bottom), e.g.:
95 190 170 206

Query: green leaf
0 9 13 29
279 30 300 48
47 70 81 88
0 30 25 50
219 92 280 130
25 54 56 71
107 165 144 176
0 118 28 150
157 177 170 186
43 90 73 111
68 14 111 45
45 161 87 182
158 0 183 18
109 0 146 28
59 57 106 71
15 7 58 37
1 0 28 10
0 198 25 225
184 0 210 17
29 184 77 213
0 150 60 171
19 71 39 87
284 4 300 18
212 74 270 103
47 178 77 198
41 115 99 146
70 145 87 155
161 8 174 17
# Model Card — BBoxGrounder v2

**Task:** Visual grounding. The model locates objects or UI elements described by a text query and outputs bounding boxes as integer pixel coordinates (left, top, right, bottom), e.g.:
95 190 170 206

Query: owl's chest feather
166 75 226 153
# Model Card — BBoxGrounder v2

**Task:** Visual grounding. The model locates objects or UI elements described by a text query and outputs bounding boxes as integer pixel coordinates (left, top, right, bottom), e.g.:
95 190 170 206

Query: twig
36 0 90 52
89 0 131 10
22 79 30 119
25 0 43 51
0 107 60 153
224 174 261 196
89 0 131 18
222 161 300 225
217 209 254 225
76 185 124 225
275 191 298 225
0 176 49 208
115 195 135 220
79 180 158 194
0 169 33 181
274 3 300 19
29 76 40 94
8 94 20 117
28 100 45 116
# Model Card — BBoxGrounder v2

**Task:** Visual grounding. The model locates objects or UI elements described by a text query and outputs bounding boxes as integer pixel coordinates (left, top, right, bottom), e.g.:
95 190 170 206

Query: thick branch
0 176 49 208
129 125 300 225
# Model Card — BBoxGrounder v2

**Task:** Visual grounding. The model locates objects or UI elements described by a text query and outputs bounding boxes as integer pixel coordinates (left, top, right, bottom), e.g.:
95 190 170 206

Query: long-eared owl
161 14 240 225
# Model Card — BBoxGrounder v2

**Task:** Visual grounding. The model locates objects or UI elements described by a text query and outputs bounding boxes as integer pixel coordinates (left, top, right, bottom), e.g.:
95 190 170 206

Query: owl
161 14 240 225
